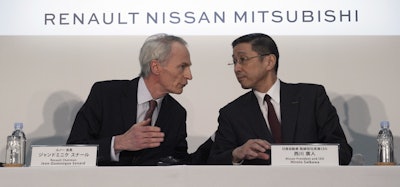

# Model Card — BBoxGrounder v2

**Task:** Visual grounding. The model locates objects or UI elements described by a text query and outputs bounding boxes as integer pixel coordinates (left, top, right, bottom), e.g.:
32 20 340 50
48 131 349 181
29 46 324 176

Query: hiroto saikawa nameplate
30 145 98 167
271 144 339 166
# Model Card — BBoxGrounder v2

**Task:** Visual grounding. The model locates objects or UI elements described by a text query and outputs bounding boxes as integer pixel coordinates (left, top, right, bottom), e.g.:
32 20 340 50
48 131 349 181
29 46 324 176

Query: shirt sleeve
110 136 120 162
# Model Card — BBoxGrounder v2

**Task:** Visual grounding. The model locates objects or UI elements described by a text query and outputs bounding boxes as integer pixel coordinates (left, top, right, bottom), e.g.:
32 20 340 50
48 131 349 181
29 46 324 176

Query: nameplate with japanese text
30 145 98 167
271 144 339 166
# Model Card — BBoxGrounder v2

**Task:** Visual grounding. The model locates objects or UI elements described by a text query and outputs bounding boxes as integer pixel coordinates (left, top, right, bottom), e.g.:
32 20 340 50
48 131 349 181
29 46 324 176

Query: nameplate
30 145 98 167
271 144 339 166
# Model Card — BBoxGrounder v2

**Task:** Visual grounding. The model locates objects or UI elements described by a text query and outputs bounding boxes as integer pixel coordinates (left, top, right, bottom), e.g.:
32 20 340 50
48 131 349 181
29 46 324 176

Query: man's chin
241 85 251 89
237 79 248 88
239 82 251 89
170 89 184 95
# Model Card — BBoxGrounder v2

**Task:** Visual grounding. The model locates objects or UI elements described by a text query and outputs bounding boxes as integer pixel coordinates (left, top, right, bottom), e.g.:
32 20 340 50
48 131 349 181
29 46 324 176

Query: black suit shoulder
281 82 325 92
280 82 328 101
220 91 254 112
92 80 130 88
90 79 135 96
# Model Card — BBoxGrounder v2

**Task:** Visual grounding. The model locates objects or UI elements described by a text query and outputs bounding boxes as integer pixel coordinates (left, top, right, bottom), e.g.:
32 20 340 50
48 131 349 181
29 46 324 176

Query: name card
30 145 98 167
271 144 339 166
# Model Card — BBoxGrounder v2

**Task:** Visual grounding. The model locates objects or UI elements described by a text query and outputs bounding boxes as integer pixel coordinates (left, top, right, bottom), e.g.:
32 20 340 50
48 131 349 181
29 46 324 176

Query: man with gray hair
67 33 193 166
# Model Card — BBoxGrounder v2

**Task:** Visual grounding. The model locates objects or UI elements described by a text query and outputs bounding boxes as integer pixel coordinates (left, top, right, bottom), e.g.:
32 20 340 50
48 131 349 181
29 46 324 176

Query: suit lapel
280 82 300 142
245 92 274 142
121 78 139 130
154 95 170 128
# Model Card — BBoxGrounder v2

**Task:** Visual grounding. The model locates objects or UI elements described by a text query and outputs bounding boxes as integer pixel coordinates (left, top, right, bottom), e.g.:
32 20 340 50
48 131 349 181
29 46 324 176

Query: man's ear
266 54 277 71
150 59 160 75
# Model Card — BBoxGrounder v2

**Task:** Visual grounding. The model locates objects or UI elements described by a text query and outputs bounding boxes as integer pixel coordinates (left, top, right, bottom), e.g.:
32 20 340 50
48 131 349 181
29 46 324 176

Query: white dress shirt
253 79 281 131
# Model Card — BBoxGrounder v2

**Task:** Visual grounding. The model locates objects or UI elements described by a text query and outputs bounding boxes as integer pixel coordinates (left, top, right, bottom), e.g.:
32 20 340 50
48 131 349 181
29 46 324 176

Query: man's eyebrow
235 51 248 55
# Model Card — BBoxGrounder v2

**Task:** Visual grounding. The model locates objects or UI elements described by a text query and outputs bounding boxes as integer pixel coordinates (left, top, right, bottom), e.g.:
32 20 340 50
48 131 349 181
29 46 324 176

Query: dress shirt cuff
111 136 120 162
232 159 244 165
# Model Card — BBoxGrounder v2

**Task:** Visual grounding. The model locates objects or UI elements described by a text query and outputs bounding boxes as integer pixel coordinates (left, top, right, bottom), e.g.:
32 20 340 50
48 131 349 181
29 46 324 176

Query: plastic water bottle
5 122 27 167
377 121 394 164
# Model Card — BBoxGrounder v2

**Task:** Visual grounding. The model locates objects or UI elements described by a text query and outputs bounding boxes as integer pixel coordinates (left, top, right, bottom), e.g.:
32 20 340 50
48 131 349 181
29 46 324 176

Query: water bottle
377 121 394 164
4 122 27 167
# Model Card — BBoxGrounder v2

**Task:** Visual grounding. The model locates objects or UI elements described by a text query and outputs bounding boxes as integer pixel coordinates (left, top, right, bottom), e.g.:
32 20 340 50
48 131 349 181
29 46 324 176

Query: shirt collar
253 79 280 104
138 77 163 105
138 77 152 105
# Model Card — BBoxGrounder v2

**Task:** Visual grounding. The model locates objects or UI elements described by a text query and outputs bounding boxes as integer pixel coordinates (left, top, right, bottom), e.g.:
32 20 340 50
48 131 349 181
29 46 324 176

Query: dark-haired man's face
232 43 274 92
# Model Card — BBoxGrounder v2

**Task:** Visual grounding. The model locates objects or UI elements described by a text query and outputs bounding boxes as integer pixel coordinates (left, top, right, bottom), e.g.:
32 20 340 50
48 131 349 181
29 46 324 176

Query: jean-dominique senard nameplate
30 145 98 167
271 144 339 166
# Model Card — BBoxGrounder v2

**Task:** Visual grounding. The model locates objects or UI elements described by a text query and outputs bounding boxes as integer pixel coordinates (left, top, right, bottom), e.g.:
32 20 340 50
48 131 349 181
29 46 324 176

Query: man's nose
185 68 193 80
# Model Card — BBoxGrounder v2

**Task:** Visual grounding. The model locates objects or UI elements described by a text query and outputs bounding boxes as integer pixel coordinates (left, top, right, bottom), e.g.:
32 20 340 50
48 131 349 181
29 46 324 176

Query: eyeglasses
228 54 271 66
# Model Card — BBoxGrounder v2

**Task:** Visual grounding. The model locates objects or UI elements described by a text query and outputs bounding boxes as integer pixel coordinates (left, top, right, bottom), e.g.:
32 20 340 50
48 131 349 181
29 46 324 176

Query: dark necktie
144 100 157 120
264 94 282 143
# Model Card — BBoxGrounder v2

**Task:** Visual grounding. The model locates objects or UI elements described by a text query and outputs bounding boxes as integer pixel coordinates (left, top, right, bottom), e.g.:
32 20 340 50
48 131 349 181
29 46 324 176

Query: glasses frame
228 53 271 66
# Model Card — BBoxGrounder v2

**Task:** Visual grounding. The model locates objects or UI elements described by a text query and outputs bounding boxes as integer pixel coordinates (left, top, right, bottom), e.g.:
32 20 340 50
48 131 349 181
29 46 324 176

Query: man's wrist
113 134 124 153
232 148 244 164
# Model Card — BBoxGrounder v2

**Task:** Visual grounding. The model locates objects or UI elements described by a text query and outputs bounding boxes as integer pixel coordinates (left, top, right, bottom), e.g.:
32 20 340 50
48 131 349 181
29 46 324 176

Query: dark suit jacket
189 137 214 165
67 77 189 166
208 81 352 165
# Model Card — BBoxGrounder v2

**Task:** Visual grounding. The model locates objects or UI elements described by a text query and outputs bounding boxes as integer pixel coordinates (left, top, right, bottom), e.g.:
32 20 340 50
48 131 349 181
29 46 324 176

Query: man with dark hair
208 33 352 165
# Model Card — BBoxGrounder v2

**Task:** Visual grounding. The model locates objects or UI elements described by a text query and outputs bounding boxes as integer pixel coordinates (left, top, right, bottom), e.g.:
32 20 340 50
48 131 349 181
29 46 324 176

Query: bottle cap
380 121 390 129
14 122 23 130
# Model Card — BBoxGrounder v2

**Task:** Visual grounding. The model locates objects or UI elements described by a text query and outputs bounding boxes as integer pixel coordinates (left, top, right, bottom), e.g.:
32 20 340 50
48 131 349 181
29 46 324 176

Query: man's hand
232 139 271 163
114 119 164 153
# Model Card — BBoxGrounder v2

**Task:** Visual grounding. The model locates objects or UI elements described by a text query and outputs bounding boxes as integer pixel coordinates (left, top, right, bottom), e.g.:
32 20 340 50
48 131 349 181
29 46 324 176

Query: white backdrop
0 0 400 165
0 35 399 165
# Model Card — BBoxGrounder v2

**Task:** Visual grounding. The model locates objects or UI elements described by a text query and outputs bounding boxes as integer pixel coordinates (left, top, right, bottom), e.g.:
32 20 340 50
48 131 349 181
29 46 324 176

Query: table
1 165 399 187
